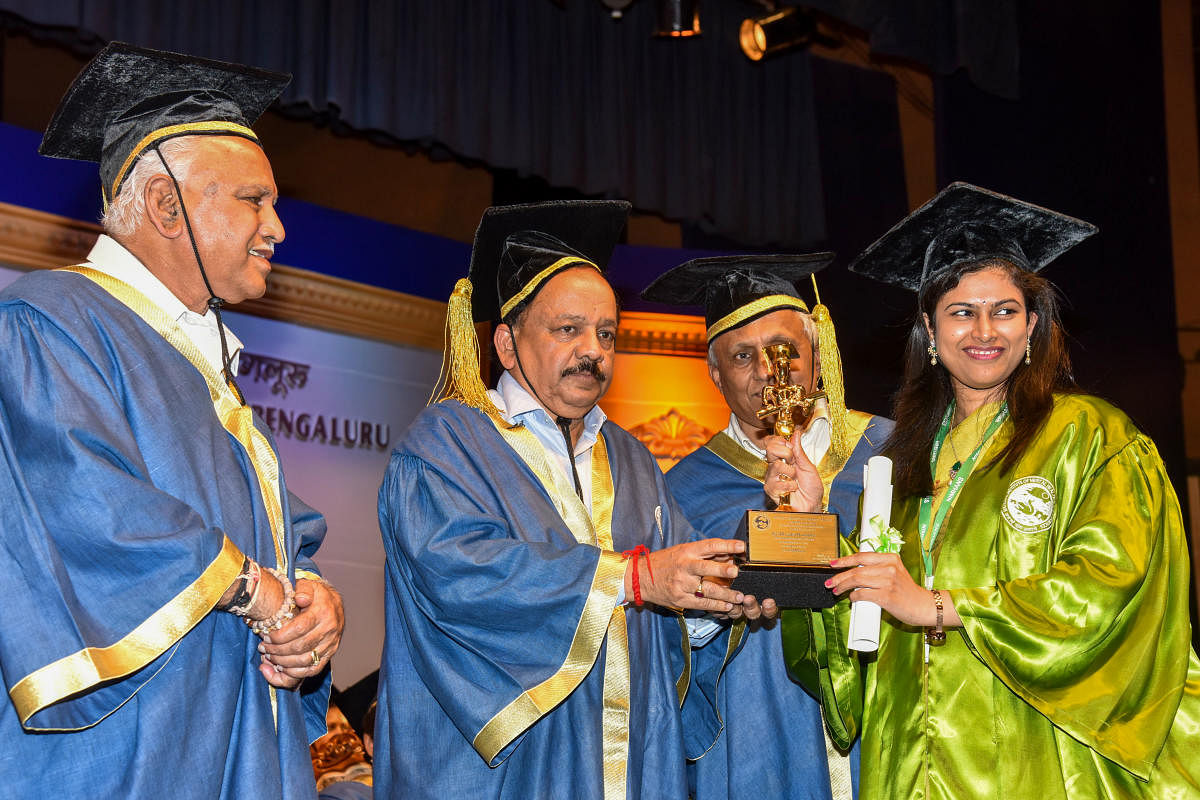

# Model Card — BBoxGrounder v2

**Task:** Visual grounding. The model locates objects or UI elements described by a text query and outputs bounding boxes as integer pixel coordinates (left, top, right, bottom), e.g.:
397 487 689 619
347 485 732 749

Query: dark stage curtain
0 0 1015 247
0 0 823 246
805 0 1019 99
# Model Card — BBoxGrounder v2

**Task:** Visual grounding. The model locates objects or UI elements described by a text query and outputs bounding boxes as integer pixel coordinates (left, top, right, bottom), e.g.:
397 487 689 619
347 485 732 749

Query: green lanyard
917 401 1009 583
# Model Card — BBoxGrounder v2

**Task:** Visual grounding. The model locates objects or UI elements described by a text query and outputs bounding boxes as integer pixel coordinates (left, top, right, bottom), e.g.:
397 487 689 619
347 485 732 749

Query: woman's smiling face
924 265 1038 405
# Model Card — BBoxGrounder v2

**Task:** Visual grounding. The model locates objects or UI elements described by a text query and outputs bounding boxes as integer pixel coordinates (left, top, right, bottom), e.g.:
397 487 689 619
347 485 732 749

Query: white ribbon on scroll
848 455 894 652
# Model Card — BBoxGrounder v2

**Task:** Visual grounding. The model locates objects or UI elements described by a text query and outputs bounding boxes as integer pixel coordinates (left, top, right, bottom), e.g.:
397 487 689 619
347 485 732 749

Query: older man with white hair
643 255 893 800
0 43 343 798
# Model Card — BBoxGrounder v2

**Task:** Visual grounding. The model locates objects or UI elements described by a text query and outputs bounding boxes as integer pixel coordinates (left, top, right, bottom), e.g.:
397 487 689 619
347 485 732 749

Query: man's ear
493 322 518 371
144 175 184 239
707 351 725 395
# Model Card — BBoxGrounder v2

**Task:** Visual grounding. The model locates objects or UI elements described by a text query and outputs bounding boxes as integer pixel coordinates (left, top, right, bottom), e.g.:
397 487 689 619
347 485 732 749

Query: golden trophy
731 342 840 608
757 342 825 510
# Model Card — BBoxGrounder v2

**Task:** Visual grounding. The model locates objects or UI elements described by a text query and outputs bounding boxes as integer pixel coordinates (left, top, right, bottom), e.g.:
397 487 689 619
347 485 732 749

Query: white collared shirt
487 370 607 507
83 235 244 375
724 398 832 465
487 372 716 643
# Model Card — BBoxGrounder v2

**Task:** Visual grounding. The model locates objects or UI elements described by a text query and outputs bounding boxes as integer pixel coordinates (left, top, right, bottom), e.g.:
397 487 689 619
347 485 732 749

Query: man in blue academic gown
375 201 766 800
0 44 344 798
643 256 893 800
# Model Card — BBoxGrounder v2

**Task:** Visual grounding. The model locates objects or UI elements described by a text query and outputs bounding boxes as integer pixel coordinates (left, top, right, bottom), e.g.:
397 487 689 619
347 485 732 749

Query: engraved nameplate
741 510 839 567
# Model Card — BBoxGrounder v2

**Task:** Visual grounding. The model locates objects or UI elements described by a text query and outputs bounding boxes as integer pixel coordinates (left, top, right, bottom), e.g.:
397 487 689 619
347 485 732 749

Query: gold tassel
429 278 512 427
810 275 851 466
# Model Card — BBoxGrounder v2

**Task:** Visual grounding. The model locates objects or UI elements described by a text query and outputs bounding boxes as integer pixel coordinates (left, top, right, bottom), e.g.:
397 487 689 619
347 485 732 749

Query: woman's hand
826 552 961 628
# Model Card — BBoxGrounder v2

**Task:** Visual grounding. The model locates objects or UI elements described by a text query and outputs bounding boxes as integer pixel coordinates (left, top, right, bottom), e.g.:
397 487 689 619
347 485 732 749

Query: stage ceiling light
601 0 635 19
653 0 701 37
739 6 820 61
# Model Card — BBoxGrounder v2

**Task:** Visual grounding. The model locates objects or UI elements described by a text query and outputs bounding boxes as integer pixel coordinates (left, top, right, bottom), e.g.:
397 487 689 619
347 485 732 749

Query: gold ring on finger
310 649 322 667
694 576 706 599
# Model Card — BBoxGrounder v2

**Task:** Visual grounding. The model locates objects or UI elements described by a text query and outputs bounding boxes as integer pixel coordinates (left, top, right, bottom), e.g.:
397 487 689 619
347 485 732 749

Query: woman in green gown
780 183 1200 799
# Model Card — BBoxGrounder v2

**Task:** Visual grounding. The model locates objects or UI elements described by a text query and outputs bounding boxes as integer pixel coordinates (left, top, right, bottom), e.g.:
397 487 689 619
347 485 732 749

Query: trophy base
731 564 838 609
732 509 840 607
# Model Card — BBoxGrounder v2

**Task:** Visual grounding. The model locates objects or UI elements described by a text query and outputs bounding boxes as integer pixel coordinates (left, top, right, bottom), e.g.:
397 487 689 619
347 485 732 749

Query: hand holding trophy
757 342 825 510
731 342 841 608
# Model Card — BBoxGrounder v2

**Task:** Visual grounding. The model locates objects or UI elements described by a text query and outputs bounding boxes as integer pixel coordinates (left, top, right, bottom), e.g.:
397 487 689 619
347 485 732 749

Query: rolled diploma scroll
848 455 893 652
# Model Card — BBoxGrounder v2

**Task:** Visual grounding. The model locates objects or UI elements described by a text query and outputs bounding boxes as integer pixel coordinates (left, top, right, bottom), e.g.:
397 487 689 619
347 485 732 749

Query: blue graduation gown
666 412 892 800
0 269 329 798
375 400 727 800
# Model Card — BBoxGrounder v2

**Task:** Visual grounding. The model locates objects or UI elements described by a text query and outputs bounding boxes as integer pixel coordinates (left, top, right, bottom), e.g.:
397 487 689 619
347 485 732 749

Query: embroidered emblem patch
1002 476 1056 533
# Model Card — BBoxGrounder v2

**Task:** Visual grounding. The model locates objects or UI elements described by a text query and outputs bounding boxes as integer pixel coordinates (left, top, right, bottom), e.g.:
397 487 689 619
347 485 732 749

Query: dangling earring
927 343 938 366
1025 338 1032 365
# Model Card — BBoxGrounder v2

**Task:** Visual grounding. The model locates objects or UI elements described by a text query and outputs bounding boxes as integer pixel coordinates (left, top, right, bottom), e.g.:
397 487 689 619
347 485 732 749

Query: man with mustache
0 44 342 798
562 356 605 380
376 201 759 800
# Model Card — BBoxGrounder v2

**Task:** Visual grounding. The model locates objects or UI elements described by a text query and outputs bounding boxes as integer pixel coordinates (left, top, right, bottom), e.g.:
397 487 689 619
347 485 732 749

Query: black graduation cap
467 200 631 322
849 182 1097 292
641 251 859 463
39 41 290 204
640 253 834 341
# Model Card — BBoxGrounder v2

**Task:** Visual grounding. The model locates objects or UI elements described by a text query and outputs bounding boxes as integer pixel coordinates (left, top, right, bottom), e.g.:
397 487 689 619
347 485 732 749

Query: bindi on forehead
945 296 1022 309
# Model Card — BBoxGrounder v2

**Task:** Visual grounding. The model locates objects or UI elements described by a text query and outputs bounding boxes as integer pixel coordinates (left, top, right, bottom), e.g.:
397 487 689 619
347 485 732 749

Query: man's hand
631 538 747 613
724 594 780 629
763 430 823 511
259 578 346 687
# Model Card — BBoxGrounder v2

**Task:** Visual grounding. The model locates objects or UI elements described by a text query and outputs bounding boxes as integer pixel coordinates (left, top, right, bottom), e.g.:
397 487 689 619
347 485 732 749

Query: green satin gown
782 393 1200 799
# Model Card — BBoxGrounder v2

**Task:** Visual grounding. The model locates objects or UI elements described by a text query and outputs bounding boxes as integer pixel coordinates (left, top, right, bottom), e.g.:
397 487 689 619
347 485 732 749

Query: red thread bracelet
622 545 653 606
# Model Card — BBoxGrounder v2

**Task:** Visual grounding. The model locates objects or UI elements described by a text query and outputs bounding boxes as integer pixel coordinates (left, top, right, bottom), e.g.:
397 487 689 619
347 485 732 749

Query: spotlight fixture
600 0 635 20
739 6 823 61
653 0 701 37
